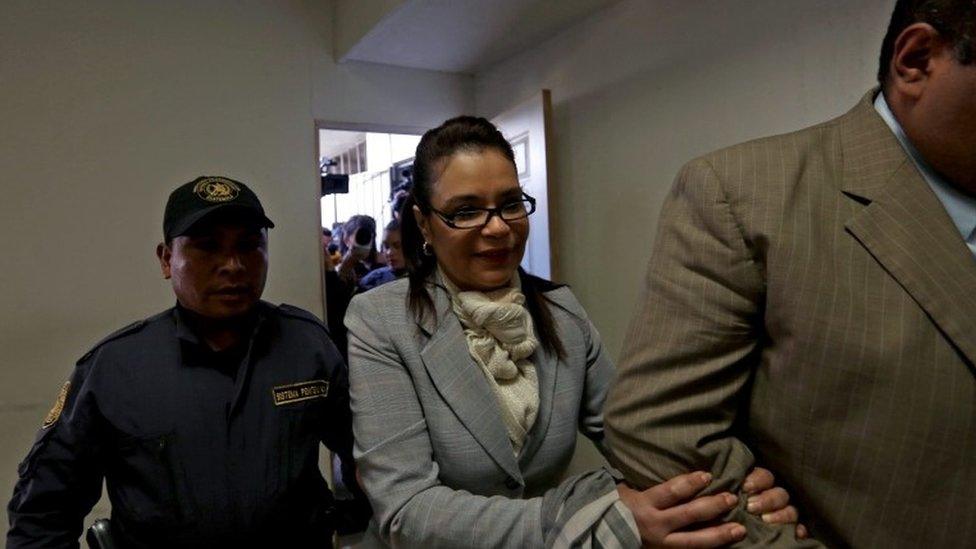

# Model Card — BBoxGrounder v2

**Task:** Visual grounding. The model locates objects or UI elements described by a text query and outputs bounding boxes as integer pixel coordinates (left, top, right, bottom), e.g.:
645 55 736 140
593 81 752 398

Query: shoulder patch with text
272 380 329 406
42 381 71 429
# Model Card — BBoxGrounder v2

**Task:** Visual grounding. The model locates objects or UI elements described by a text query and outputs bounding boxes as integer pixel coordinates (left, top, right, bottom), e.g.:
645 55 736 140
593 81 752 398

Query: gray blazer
345 277 614 548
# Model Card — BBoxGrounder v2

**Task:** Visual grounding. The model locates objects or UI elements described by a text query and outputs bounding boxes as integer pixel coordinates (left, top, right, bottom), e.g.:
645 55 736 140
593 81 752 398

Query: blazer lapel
841 92 976 370
517 327 560 466
417 283 522 480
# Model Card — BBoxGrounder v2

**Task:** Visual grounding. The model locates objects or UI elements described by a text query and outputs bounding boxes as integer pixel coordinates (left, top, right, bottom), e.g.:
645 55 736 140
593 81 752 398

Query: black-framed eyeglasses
429 192 537 230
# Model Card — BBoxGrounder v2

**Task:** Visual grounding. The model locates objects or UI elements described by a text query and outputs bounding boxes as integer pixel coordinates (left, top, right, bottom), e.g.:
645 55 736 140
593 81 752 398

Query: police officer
7 176 369 547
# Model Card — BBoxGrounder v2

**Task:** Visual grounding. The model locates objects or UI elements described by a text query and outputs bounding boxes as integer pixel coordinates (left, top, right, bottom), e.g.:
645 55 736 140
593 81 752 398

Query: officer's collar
173 302 270 349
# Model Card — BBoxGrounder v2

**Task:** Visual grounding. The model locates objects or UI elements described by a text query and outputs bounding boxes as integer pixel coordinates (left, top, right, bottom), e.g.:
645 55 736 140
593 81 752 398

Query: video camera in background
320 157 349 195
352 226 373 255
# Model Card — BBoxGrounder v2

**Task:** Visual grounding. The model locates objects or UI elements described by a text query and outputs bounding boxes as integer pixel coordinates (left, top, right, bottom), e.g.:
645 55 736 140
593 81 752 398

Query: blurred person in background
390 188 410 222
358 219 406 292
322 227 342 269
336 215 381 287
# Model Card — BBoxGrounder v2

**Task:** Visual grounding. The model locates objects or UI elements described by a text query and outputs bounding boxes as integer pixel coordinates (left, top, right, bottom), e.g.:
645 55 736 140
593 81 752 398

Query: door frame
312 120 427 327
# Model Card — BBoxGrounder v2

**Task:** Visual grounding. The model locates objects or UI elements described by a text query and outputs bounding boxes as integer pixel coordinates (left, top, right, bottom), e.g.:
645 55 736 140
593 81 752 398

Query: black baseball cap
163 176 274 240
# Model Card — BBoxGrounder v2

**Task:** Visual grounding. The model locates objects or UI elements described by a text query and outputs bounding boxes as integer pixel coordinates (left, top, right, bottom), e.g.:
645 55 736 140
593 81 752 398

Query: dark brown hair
401 116 565 358
878 0 976 85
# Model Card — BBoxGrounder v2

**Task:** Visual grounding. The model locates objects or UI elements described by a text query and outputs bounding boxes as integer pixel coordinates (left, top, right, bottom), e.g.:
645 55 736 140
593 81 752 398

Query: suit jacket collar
840 88 976 371
837 88 911 201
415 278 561 482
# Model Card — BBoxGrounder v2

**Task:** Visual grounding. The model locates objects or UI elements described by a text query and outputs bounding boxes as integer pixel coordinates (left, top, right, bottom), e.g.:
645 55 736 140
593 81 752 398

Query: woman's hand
743 467 808 539
617 471 745 548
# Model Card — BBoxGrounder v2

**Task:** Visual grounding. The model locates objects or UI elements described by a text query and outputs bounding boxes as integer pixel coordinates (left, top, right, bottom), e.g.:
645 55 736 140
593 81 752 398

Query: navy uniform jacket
7 301 367 548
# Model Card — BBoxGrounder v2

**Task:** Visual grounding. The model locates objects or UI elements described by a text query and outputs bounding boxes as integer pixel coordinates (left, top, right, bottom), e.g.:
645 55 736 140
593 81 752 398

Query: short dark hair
878 0 976 85
322 227 332 237
399 116 565 358
384 218 400 232
343 214 376 235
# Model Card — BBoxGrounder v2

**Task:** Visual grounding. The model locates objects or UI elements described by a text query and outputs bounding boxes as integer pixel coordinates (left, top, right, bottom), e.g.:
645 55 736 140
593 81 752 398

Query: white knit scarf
439 270 540 455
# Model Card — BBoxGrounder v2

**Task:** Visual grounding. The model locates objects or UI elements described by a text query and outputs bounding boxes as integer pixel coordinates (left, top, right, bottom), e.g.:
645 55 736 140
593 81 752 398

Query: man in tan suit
605 1 976 547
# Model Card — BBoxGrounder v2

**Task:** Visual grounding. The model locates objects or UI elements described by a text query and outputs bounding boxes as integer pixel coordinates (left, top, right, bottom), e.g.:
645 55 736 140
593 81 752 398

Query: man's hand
743 467 807 539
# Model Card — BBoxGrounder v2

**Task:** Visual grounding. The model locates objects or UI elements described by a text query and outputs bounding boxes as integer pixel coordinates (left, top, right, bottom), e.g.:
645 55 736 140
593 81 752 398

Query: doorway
315 92 557 342
319 130 422 236
315 126 423 343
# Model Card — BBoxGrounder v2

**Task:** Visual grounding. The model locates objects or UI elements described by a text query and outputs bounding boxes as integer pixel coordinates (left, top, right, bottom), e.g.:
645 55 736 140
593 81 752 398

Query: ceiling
336 0 620 74
319 130 365 159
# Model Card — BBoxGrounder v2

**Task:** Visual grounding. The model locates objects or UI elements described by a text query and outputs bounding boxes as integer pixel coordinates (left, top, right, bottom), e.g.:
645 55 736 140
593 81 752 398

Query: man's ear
889 22 948 100
156 242 172 279
412 204 432 243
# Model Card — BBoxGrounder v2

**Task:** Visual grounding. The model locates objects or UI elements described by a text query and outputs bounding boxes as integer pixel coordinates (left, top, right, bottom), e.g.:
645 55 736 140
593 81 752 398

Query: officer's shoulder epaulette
276 303 331 335
76 318 150 363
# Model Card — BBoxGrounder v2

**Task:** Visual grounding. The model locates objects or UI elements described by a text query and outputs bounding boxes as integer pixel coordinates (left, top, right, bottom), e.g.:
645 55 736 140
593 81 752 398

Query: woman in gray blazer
344 117 801 548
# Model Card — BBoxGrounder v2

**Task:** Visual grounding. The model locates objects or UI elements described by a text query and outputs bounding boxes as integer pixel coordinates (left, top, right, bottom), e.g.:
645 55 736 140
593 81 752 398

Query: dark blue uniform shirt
7 301 366 548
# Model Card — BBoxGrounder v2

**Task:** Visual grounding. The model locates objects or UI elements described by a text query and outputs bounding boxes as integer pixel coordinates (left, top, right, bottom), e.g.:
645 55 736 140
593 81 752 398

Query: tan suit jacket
605 90 976 548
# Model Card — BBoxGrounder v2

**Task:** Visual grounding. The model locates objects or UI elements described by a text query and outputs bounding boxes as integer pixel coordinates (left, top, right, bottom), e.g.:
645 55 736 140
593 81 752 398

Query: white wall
0 0 471 530
474 0 894 471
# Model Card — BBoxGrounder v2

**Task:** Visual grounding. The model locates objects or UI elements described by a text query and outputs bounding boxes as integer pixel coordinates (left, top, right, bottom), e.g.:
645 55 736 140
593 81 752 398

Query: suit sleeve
319 342 356 485
316 330 372 533
604 159 823 547
345 294 638 548
7 359 105 548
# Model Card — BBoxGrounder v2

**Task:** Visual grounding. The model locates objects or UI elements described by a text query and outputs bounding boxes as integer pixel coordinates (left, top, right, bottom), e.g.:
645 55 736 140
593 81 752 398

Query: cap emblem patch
193 177 241 203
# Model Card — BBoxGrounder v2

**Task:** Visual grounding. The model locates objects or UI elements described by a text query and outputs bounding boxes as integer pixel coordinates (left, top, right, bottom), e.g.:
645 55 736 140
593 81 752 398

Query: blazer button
505 477 521 490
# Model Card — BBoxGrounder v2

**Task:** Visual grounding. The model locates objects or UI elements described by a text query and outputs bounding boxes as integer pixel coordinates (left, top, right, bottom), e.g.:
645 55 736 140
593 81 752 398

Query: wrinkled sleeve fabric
7 358 105 549
604 159 822 547
312 326 357 489
345 294 639 548
565 291 615 458
548 290 640 548
317 335 372 533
